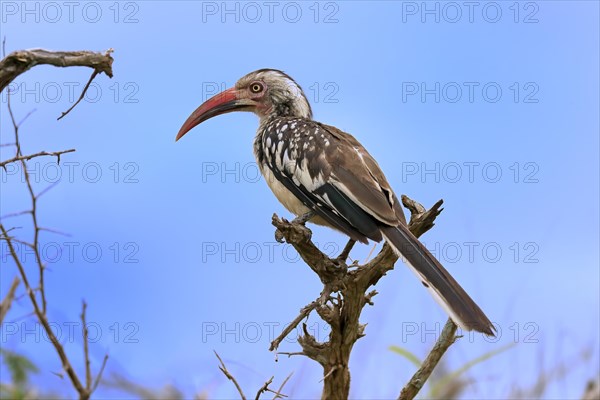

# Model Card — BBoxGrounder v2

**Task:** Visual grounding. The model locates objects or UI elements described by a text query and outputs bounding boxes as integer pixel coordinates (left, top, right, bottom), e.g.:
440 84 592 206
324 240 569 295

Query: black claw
292 211 315 225
275 229 285 243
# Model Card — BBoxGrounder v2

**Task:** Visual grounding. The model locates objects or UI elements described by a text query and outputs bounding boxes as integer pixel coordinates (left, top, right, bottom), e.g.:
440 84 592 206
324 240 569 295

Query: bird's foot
274 229 285 243
292 211 315 225
272 213 313 244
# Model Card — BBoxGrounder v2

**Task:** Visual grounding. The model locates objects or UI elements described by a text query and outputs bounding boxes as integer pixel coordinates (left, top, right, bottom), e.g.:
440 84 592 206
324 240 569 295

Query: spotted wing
262 118 403 242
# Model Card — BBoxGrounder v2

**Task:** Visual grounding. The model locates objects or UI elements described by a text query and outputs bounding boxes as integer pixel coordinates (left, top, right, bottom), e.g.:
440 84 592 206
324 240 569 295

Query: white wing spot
354 147 365 161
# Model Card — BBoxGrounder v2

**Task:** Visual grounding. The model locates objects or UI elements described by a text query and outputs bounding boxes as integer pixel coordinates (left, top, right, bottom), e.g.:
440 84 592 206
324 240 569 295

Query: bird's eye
250 82 264 93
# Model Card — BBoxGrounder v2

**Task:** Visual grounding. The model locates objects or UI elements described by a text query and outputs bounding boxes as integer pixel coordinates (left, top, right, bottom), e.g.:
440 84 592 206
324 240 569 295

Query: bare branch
1 63 108 399
401 195 444 238
6 91 49 314
272 372 293 400
276 351 305 359
92 354 109 392
336 239 356 263
0 149 76 169
319 365 339 383
81 301 92 391
57 70 98 120
215 351 247 400
270 301 318 352
398 318 459 400
1 224 87 398
37 181 61 199
0 210 30 220
0 48 113 92
255 376 274 400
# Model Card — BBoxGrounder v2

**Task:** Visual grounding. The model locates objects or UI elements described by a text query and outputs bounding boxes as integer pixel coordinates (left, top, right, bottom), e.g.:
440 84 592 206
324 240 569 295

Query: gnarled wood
0 48 113 91
272 196 453 399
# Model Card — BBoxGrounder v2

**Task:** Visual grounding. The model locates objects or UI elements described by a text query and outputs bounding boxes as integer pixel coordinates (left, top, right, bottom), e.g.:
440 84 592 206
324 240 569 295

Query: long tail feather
380 225 495 336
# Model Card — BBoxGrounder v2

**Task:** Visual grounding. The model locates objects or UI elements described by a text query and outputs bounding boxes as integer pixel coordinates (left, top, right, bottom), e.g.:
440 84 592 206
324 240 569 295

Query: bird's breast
259 165 311 217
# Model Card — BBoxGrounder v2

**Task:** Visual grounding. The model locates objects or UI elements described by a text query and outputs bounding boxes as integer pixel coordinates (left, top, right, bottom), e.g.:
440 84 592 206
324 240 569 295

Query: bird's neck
256 113 307 138
256 115 284 142
260 94 313 123
258 107 311 129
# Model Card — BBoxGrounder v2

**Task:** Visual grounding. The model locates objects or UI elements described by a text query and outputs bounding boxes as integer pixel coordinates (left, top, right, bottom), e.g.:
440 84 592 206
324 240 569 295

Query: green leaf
429 343 516 398
0 348 39 387
389 345 422 368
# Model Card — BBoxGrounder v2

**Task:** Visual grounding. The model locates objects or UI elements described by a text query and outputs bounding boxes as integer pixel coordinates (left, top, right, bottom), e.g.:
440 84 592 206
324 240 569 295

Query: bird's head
176 69 312 141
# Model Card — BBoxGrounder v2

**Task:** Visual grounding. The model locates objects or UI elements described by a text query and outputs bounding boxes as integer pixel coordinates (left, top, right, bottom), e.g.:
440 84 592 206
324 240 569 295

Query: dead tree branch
0 48 113 92
0 149 75 169
215 351 247 400
215 352 291 400
255 376 274 400
0 49 110 398
0 224 88 398
273 372 293 400
5 92 53 314
0 47 114 120
57 69 99 120
81 301 93 392
270 301 318 352
271 194 452 399
398 318 459 400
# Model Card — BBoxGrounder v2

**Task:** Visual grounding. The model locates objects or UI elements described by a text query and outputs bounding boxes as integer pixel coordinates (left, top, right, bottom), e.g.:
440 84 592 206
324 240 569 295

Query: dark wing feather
318 123 407 226
265 161 371 244
313 183 383 241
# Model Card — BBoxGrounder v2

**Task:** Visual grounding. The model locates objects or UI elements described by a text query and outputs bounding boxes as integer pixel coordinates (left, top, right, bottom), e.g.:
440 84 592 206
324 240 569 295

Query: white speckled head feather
236 69 313 120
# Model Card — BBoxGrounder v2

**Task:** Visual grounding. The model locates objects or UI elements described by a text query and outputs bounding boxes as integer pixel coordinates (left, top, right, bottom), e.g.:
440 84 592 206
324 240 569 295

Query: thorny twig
5 91 50 314
215 351 247 400
255 376 274 400
0 149 76 169
0 46 111 399
214 352 292 400
0 224 89 398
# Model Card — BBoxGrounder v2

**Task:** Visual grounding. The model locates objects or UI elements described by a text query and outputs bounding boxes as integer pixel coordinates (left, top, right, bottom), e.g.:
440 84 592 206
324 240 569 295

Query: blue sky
1 1 598 398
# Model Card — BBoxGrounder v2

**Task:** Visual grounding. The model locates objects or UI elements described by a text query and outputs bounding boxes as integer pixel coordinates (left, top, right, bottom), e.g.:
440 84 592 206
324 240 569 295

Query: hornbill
176 69 494 335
